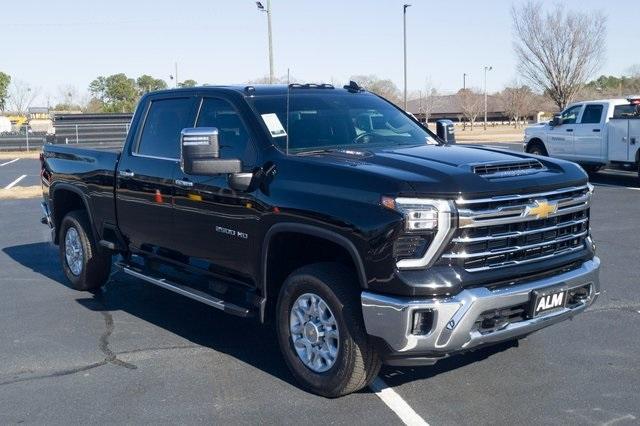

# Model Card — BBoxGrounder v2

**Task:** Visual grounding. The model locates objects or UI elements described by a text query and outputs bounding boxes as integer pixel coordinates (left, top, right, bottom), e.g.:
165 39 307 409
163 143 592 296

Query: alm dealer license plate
531 288 567 317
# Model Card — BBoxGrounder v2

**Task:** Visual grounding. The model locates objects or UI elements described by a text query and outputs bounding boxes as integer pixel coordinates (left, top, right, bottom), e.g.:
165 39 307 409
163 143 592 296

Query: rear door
171 96 263 286
608 104 636 162
116 95 198 251
573 103 605 162
546 104 582 158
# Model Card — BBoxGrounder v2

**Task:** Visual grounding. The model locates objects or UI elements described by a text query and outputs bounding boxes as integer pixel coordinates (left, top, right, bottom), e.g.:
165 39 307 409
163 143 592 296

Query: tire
527 142 547 156
59 210 111 291
276 262 381 398
582 164 602 175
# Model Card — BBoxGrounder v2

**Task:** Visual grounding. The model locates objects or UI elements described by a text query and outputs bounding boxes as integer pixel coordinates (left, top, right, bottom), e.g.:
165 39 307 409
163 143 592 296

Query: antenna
286 68 290 155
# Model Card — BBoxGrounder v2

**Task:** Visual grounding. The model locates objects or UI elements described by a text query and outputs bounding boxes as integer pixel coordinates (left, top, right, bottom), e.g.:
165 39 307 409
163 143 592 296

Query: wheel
527 142 547 156
59 210 111 291
276 263 381 397
582 164 602 175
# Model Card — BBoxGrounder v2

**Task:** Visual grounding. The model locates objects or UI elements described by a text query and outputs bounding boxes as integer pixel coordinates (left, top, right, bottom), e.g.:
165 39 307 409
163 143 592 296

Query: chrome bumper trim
361 257 600 357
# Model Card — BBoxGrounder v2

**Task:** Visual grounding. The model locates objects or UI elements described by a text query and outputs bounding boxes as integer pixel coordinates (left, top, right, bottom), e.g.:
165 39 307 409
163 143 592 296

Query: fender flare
259 222 368 322
50 182 98 244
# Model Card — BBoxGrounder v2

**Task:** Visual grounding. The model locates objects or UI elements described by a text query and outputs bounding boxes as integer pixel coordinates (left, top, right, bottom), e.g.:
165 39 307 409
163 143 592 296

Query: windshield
249 91 438 153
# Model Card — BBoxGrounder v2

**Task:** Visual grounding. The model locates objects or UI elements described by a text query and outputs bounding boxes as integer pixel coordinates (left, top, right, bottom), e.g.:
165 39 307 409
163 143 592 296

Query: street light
256 1 274 84
463 73 467 91
403 4 411 111
483 66 493 130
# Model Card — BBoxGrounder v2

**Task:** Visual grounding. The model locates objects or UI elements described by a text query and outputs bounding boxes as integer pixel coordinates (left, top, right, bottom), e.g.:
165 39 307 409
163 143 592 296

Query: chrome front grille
443 185 592 272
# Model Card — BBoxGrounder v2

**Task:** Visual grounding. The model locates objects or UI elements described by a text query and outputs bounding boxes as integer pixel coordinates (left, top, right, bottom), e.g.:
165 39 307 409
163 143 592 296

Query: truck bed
42 144 121 239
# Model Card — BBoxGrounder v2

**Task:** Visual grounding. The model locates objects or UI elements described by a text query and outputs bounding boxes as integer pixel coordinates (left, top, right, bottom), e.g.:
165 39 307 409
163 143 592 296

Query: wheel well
526 138 547 154
263 232 359 322
52 189 87 244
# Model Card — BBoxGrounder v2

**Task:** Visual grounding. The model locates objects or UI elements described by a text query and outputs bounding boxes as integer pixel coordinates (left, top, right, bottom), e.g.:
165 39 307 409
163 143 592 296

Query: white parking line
370 377 429 426
0 158 20 167
5 175 27 189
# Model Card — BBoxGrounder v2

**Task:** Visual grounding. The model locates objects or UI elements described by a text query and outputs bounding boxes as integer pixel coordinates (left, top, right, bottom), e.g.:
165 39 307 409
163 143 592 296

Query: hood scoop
470 159 546 178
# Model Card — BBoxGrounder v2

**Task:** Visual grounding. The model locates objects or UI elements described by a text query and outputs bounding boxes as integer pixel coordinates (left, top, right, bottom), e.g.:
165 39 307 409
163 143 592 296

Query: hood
298 144 587 198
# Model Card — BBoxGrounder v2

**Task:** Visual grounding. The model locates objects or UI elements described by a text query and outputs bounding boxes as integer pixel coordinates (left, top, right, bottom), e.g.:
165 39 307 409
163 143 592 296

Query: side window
137 97 195 159
196 98 256 164
613 104 638 119
561 105 582 125
580 104 604 124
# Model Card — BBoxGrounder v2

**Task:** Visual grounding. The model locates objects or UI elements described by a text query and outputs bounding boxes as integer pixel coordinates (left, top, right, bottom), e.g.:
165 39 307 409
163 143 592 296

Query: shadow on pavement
4 241 522 393
589 169 639 188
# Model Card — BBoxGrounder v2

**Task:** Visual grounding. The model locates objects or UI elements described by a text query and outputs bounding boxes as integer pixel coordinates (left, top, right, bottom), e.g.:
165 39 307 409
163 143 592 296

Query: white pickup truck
524 97 640 179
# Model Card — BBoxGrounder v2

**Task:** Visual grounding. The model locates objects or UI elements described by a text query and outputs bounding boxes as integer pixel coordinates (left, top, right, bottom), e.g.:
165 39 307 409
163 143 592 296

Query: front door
116 95 198 252
573 104 605 162
172 96 263 286
547 104 582 158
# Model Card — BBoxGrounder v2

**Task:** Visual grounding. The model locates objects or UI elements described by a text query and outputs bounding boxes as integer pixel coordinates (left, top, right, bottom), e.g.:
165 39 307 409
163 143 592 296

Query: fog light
411 310 434 335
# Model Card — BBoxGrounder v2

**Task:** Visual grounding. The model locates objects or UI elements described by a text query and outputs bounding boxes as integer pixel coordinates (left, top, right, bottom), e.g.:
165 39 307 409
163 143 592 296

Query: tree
413 79 440 123
8 80 38 115
512 1 606 110
89 73 138 113
349 75 402 105
137 75 168 94
499 84 538 127
0 71 10 111
456 89 483 130
178 79 198 88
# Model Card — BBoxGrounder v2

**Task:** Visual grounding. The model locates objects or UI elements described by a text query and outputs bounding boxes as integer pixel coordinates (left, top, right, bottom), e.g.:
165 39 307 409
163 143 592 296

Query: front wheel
59 210 112 291
527 143 547 156
276 263 381 397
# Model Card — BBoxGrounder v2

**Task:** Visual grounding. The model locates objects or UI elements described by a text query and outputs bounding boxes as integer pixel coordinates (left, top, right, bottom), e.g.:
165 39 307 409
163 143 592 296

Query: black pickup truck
41 84 600 397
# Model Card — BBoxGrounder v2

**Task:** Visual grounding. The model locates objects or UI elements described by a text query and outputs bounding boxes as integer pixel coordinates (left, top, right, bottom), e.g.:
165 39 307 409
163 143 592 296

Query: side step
121 265 253 318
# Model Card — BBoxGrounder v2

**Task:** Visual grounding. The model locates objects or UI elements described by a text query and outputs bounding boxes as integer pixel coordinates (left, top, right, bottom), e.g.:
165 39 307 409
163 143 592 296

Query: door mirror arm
228 163 277 193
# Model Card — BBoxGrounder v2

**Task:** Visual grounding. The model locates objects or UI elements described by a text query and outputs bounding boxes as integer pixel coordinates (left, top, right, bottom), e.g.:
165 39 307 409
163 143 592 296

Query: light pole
256 1 274 84
483 66 492 130
403 4 411 111
463 73 467 91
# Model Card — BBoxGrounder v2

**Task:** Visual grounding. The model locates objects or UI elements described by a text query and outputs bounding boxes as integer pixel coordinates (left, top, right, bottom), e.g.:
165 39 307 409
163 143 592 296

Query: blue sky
2 0 639 104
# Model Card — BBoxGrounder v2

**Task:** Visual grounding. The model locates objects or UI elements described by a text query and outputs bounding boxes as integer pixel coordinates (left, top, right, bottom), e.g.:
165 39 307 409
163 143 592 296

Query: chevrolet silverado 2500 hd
41 83 600 397
525 96 640 180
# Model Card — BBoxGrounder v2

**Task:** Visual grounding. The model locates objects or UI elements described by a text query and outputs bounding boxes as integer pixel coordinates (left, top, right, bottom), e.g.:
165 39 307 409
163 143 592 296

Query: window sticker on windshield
261 113 287 138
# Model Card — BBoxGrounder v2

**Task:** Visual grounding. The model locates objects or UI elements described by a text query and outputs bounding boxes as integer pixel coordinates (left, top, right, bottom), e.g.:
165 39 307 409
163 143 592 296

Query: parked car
41 84 600 397
524 96 640 180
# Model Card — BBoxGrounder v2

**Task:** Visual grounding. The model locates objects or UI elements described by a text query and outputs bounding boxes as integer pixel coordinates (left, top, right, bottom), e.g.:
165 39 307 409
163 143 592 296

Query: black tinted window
580 104 603 124
613 104 639 119
196 98 256 164
137 97 195 159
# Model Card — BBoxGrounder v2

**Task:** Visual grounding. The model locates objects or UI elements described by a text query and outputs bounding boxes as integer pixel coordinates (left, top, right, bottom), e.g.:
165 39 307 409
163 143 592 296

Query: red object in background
155 189 163 203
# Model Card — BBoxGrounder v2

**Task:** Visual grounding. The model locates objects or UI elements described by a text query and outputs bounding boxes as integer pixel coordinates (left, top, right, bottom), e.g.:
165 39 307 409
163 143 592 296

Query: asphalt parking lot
0 149 639 425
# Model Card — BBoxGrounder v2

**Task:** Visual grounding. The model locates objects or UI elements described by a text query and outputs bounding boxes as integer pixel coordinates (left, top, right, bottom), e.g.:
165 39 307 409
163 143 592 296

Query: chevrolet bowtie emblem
523 199 558 219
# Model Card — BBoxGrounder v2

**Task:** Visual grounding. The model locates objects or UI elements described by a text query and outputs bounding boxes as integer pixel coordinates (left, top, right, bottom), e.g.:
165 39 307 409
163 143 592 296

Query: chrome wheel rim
289 293 340 373
64 227 83 276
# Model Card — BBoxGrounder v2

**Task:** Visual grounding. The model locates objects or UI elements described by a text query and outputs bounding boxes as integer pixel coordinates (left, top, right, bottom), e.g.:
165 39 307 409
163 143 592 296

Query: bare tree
8 80 39 115
350 75 402 106
457 89 483 130
499 83 538 127
512 1 606 110
415 79 440 123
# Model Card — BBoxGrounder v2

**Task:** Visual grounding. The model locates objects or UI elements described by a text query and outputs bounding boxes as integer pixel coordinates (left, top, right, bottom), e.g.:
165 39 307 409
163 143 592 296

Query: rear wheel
59 210 111 291
276 263 381 397
582 164 602 175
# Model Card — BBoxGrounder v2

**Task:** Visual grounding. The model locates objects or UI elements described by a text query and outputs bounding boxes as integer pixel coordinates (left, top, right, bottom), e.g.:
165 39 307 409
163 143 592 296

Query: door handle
566 128 574 132
592 129 601 132
119 170 134 177
632 138 637 145
174 179 194 187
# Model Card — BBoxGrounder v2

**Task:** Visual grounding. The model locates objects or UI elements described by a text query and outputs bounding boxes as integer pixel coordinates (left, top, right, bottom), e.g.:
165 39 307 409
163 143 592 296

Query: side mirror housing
550 114 562 127
180 128 242 175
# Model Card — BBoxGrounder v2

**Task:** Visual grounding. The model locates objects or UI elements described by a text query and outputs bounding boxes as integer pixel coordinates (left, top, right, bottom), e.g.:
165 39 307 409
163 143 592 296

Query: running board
121 265 253 318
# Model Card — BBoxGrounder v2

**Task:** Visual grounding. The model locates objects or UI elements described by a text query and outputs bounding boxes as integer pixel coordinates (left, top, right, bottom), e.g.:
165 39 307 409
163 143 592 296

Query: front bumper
362 257 600 365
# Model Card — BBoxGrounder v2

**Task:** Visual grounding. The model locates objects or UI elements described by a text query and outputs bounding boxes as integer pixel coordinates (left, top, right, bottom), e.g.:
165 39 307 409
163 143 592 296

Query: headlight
382 197 456 269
